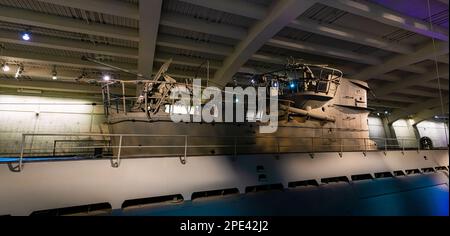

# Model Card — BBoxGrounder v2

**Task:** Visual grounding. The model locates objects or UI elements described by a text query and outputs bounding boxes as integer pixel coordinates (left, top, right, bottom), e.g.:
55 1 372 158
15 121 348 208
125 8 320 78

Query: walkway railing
3 133 435 172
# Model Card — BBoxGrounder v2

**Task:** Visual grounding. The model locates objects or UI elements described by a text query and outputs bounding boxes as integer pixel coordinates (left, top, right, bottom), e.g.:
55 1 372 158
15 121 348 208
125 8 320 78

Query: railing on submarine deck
101 80 309 118
5 133 444 172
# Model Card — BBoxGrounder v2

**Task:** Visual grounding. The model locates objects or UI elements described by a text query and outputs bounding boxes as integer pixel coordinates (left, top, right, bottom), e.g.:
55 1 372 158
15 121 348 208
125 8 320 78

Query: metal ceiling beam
267 36 381 65
0 4 433 79
36 0 139 20
318 0 449 41
0 60 210 84
156 35 233 56
437 55 449 64
178 0 268 20
158 14 428 74
138 0 162 80
250 52 358 75
367 100 406 109
0 44 273 82
179 0 426 56
0 49 136 71
375 65 449 97
160 13 247 40
354 41 449 81
0 30 229 63
1 67 89 81
155 53 222 69
388 95 449 123
373 95 424 104
412 104 449 124
418 80 449 91
288 18 414 54
157 35 361 75
401 65 428 74
156 9 432 74
396 88 446 98
0 5 139 41
212 0 317 86
0 77 133 95
0 29 138 59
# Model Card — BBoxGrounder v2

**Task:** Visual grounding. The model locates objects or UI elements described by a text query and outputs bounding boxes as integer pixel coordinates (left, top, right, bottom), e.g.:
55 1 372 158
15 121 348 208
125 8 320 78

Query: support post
112 135 122 168
122 81 127 115
401 139 405 155
18 134 25 172
363 138 367 156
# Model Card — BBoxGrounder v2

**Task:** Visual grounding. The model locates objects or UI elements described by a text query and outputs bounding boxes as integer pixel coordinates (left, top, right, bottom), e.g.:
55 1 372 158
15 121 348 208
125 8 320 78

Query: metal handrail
10 133 434 172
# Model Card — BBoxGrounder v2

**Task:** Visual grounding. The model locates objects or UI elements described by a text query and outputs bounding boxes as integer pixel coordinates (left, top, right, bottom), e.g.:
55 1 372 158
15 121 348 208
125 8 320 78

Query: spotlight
289 83 295 89
384 111 388 114
250 79 255 84
21 32 31 41
273 82 278 87
1 63 9 72
103 74 111 81
52 66 57 80
376 112 380 116
434 115 439 119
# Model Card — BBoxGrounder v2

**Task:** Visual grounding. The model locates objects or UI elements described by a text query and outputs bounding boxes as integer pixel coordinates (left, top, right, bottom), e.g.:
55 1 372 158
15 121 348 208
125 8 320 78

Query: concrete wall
416 120 449 148
0 94 108 156
392 119 418 148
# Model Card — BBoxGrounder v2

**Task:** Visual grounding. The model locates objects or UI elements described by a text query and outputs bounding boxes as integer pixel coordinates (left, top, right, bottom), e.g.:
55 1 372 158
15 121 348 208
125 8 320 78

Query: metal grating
2 42 137 65
158 25 238 46
162 0 256 29
0 0 139 28
156 46 226 60
300 3 348 24
245 0 273 7
0 21 138 48
382 8 448 43
155 48 218 63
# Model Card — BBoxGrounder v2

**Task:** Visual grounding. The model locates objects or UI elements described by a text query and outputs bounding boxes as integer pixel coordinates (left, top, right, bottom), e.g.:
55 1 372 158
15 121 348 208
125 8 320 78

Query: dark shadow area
321 176 349 184
421 167 436 173
374 172 394 178
288 179 319 188
405 169 421 175
191 188 239 201
245 183 284 193
30 202 111 216
351 174 373 181
122 194 184 210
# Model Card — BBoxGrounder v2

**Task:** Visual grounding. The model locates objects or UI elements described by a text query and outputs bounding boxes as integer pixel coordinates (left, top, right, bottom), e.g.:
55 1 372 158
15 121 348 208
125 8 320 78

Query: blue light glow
21 32 31 41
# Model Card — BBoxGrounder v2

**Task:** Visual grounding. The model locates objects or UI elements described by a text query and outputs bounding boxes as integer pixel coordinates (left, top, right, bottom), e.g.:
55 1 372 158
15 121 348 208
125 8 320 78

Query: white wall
392 119 418 148
416 120 449 148
368 116 386 147
0 95 108 156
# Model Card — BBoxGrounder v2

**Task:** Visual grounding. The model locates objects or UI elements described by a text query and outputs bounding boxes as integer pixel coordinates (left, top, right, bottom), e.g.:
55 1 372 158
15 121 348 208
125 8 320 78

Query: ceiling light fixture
52 66 57 80
103 74 111 81
20 31 31 41
1 63 9 72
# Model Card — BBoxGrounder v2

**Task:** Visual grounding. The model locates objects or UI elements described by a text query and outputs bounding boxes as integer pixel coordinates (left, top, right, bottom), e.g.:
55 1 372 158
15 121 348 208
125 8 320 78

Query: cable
426 0 448 148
